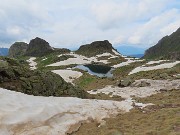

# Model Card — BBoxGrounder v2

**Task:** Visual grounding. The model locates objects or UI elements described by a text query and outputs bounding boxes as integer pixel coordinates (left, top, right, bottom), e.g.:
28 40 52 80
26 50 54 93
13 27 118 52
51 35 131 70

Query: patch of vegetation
134 89 180 105
75 73 97 89
113 61 147 79
87 92 124 101
107 57 126 66
0 57 87 98
97 56 111 61
143 60 174 67
35 53 75 69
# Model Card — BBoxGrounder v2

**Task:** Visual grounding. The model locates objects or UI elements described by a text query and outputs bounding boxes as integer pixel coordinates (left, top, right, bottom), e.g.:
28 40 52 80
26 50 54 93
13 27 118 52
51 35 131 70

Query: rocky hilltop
8 42 28 57
25 37 54 57
8 37 71 57
143 27 180 60
76 40 119 57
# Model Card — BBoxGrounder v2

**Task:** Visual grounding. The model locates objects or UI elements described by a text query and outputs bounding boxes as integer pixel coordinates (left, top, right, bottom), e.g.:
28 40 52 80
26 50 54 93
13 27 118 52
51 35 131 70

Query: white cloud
0 0 179 49
128 8 180 47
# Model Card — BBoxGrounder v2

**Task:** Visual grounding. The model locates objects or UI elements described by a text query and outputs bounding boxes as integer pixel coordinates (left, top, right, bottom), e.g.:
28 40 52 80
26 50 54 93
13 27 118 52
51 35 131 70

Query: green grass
76 73 96 89
113 61 147 79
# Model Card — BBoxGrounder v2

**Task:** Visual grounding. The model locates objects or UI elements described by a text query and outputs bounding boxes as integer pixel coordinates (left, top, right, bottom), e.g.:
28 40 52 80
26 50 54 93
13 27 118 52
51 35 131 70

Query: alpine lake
75 64 114 78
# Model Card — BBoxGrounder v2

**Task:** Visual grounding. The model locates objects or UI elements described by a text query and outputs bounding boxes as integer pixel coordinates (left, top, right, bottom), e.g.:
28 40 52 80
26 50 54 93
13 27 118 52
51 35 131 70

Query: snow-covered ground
0 88 133 135
26 57 37 70
129 61 180 75
47 52 121 67
47 53 108 66
0 79 179 135
52 70 83 84
88 79 180 109
146 60 169 65
88 79 180 98
113 58 144 68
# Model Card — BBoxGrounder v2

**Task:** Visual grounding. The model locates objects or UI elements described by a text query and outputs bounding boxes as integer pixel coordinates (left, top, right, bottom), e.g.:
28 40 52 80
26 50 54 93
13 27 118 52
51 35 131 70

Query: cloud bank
0 0 179 48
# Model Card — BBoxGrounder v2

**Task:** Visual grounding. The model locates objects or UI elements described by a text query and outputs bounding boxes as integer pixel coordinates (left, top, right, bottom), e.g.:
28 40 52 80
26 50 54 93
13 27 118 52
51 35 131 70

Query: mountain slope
143 27 180 60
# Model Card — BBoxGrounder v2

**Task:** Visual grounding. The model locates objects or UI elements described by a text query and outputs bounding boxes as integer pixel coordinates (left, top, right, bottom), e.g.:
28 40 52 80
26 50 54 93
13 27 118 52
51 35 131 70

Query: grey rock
25 37 53 57
8 42 28 57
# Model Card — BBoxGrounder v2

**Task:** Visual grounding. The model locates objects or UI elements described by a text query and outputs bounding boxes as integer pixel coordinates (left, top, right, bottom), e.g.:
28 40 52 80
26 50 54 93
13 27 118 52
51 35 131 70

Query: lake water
75 64 114 78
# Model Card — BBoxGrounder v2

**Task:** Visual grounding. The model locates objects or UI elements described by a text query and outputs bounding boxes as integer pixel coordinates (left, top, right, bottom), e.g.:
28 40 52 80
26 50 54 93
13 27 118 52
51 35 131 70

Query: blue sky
0 0 180 49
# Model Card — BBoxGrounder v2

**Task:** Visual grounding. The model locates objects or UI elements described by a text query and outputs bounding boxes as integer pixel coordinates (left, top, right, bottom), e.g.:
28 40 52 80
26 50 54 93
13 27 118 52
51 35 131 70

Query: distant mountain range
143 27 180 60
0 48 8 56
128 54 144 58
115 46 146 56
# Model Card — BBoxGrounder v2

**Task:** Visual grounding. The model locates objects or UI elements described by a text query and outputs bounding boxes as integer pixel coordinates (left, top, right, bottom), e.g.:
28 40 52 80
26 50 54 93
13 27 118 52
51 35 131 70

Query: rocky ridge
143 27 180 60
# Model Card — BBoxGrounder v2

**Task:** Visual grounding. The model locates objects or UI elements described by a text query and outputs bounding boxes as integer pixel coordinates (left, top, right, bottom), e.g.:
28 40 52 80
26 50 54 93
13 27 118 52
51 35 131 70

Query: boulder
118 78 133 87
131 80 151 87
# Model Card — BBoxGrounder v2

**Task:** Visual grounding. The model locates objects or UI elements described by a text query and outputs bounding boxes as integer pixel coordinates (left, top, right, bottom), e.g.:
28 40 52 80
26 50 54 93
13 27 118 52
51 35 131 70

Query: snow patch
0 88 134 135
146 60 169 65
52 70 83 84
26 57 37 70
47 53 118 66
113 59 144 68
129 61 180 75
42 57 47 61
88 79 180 99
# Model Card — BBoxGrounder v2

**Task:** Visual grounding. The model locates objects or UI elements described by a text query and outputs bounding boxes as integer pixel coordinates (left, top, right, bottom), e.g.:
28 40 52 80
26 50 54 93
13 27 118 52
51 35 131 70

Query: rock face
76 40 117 57
0 57 87 98
0 48 8 56
25 37 53 57
8 42 28 57
143 27 180 60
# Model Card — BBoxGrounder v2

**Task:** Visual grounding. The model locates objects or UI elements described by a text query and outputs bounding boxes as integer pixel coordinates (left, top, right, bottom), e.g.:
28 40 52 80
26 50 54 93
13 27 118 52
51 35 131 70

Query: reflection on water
75 64 114 78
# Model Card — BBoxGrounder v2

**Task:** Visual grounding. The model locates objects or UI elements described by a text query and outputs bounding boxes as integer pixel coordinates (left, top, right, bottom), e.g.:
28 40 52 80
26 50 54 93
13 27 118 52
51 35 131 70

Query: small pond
75 64 114 78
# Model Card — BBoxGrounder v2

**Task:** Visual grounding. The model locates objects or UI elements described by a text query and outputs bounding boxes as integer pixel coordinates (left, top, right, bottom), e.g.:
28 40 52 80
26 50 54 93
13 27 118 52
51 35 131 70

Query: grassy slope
72 89 180 135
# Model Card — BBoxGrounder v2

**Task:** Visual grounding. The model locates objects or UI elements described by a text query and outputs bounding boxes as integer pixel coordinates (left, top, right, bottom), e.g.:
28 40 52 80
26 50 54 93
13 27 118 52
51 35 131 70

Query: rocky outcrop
25 37 53 57
76 40 118 57
8 42 28 57
143 27 180 60
0 57 87 98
